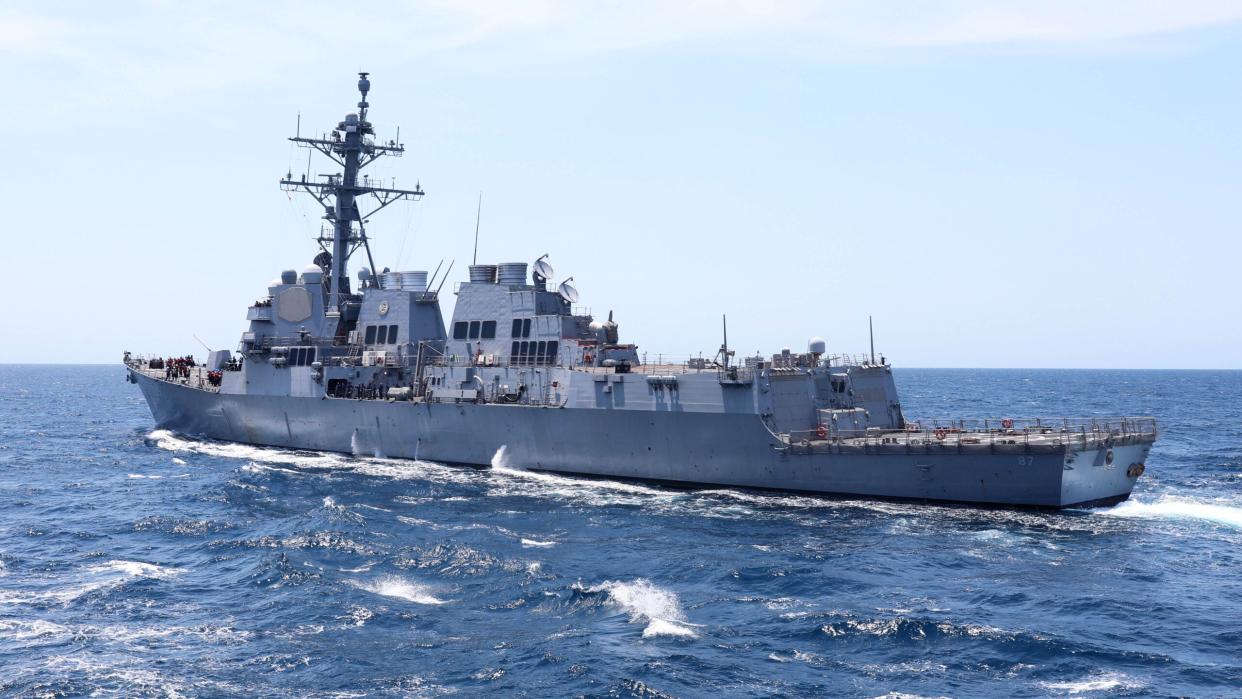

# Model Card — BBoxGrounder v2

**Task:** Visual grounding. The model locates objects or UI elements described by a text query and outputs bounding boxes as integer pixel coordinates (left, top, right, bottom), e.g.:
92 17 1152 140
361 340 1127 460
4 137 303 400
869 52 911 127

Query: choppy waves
3 366 1242 696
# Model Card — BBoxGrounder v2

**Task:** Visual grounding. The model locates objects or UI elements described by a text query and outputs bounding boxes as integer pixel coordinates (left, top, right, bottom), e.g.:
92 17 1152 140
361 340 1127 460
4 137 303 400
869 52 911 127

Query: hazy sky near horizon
2 2 1240 367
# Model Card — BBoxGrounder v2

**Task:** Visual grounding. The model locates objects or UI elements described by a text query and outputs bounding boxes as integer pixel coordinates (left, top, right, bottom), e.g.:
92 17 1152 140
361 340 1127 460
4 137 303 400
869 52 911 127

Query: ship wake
1098 496 1242 529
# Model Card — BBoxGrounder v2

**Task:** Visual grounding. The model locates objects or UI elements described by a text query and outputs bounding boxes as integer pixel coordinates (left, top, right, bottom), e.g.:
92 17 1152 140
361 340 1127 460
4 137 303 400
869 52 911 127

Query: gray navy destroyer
125 74 1156 508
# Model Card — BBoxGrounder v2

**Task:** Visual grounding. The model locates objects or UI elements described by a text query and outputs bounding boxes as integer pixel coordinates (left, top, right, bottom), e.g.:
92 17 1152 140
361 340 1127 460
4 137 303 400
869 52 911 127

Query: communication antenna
433 260 455 296
192 334 213 352
533 254 554 285
425 259 445 291
557 277 579 303
718 314 730 369
471 192 482 265
869 315 875 365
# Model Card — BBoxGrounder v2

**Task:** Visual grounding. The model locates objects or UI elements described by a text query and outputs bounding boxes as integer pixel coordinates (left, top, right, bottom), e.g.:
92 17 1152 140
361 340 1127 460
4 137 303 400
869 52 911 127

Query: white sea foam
351 575 445 605
488 445 671 502
88 560 181 579
0 618 71 641
586 579 699 639
172 457 186 465
1040 672 1141 695
1098 496 1242 529
520 538 557 548
641 617 697 638
3 560 184 606
39 656 192 699
149 431 483 491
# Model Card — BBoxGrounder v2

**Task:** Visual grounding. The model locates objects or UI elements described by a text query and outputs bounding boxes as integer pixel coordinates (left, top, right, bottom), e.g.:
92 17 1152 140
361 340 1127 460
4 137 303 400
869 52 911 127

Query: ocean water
0 365 1239 698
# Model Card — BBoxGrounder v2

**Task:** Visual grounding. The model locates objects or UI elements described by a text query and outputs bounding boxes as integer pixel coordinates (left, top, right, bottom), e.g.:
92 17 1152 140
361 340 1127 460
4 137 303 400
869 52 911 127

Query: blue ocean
1 365 1239 697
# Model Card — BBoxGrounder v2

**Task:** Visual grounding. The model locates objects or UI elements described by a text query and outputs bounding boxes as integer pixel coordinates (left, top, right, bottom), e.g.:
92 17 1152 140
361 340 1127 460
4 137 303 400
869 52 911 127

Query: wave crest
579 579 699 639
350 575 445 605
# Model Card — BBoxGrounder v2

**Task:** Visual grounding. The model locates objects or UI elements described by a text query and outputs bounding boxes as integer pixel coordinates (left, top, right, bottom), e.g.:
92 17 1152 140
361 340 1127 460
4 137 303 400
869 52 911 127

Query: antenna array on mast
279 73 425 311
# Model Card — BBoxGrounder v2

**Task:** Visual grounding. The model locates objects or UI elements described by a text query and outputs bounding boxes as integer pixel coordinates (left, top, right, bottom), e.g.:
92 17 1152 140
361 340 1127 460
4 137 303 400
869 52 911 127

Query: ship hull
132 370 1143 509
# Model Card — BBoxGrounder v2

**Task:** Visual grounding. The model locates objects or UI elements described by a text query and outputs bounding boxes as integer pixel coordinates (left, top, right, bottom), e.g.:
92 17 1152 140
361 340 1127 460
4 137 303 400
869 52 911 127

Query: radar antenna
533 254 554 287
557 277 579 304
280 72 425 311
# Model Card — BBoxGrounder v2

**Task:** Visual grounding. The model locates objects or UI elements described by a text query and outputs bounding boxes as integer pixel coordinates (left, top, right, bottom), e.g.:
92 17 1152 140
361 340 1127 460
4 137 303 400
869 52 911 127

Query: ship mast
280 73 424 312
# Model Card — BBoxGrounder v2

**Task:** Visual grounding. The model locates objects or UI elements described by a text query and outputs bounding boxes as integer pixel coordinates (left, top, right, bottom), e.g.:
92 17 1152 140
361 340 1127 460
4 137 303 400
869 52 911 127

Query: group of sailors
148 355 197 380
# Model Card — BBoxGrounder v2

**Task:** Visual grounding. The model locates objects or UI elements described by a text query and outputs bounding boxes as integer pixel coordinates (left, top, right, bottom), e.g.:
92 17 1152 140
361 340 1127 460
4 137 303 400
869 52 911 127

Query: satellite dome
808 337 827 355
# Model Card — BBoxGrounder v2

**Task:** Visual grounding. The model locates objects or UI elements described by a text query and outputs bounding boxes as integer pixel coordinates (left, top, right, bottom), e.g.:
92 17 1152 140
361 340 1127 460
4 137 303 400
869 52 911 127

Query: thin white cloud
2 0 1240 112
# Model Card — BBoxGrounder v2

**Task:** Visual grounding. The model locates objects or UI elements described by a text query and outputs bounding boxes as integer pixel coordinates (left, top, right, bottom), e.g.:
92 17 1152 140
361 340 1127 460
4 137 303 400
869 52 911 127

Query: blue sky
2 2 1240 367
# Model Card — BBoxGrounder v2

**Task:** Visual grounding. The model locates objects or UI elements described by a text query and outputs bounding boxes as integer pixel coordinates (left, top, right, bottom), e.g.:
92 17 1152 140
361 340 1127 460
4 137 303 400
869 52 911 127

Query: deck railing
782 416 1157 451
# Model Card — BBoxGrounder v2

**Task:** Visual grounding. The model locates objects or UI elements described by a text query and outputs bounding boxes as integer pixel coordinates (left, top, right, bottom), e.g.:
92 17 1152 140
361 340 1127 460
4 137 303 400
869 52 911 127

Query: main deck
776 417 1157 455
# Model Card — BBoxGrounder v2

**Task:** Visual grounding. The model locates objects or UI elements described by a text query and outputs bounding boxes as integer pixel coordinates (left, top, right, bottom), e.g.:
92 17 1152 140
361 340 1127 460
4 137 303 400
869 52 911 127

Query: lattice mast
280 73 424 311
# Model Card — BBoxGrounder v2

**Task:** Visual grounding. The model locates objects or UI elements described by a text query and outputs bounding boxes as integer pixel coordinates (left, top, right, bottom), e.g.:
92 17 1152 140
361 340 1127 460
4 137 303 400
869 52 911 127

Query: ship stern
1059 440 1154 508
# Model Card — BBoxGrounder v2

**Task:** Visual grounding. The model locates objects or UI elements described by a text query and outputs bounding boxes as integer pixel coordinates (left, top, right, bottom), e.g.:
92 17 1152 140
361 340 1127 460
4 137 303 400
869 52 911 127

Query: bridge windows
290 347 316 366
508 339 559 366
456 320 499 340
511 318 532 338
365 324 400 344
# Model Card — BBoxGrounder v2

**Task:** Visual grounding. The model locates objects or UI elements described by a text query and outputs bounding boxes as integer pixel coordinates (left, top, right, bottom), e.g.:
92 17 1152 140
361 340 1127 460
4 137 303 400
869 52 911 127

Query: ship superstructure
125 75 1156 508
